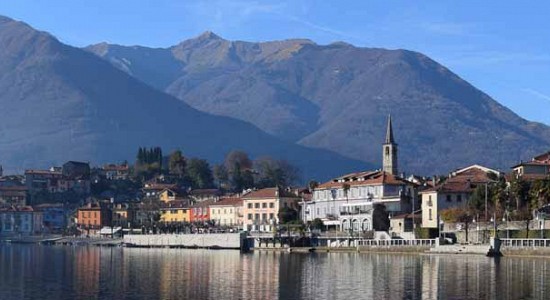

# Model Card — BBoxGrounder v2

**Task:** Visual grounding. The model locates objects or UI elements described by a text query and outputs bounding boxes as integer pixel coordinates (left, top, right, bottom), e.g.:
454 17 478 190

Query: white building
303 116 418 232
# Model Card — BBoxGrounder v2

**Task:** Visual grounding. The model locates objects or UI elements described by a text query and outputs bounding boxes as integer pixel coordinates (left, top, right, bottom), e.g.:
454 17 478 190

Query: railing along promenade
500 238 550 248
357 239 436 247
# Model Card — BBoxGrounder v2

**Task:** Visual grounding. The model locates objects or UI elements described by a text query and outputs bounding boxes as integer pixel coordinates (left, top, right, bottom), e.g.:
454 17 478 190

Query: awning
99 227 122 235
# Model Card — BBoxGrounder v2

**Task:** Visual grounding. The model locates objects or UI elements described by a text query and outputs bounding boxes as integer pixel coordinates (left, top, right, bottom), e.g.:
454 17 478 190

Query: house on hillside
512 150 550 181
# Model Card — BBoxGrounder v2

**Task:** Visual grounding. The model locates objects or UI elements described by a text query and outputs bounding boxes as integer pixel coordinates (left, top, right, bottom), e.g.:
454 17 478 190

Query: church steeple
382 115 398 175
385 115 395 144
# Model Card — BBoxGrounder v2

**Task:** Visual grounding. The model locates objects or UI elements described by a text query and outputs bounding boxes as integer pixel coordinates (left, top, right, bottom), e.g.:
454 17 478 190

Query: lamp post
473 218 478 244
439 217 444 242
537 212 544 239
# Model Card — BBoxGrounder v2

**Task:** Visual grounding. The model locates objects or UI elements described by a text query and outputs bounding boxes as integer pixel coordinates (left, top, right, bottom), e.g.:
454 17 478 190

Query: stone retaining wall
124 233 243 249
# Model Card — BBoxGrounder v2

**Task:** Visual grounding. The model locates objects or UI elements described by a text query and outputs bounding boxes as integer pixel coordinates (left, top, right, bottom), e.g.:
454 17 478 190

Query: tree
310 218 324 231
441 207 474 242
372 204 390 231
343 183 350 202
185 158 214 189
279 207 299 224
509 176 530 210
213 164 229 188
308 180 319 192
224 150 252 172
224 151 253 191
168 150 186 177
253 156 301 188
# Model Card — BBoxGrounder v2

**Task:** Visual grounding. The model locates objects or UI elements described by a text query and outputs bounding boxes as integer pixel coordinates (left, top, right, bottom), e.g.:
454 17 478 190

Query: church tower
382 115 398 175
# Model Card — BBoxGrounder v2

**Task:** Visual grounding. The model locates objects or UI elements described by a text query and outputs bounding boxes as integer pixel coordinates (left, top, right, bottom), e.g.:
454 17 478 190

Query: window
262 203 267 208
247 214 252 220
446 195 452 202
262 213 267 220
427 195 433 206
248 203 252 209
255 214 260 220
429 209 433 221
224 209 227 214
457 195 462 202
254 203 260 209
269 203 274 208
269 213 274 220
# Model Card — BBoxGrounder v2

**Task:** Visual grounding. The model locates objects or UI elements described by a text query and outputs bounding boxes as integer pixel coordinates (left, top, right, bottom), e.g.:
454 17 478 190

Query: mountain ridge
86 31 550 174
0 16 368 181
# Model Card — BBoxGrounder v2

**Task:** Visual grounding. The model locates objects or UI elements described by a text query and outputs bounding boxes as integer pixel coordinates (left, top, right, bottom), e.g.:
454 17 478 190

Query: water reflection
0 245 549 300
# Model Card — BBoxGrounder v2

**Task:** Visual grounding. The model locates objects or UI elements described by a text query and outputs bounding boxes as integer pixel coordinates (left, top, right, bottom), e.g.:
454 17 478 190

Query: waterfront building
420 164 501 228
0 206 43 235
305 170 416 232
159 200 191 223
242 187 301 232
190 199 216 224
209 197 243 228
76 202 112 236
33 203 67 232
303 116 417 232
112 203 136 228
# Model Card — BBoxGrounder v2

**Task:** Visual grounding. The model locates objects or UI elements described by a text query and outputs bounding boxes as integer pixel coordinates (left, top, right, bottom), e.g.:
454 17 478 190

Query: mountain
86 32 550 174
0 16 367 181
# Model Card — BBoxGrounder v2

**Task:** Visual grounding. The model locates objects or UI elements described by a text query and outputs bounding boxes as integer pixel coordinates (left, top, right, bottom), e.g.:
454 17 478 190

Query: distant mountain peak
195 30 223 41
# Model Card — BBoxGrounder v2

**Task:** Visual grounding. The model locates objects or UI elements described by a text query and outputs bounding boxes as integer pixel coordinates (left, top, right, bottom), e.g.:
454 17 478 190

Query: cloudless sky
1 0 549 125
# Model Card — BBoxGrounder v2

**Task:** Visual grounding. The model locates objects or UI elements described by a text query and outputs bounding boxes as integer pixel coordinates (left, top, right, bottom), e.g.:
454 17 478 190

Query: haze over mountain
86 32 550 174
0 16 366 180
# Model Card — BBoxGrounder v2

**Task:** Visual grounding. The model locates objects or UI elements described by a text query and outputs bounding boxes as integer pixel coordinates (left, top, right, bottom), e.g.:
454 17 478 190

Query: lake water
0 244 549 300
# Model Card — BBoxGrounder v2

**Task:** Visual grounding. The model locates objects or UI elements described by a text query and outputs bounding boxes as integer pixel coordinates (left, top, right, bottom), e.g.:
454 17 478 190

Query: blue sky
1 0 549 125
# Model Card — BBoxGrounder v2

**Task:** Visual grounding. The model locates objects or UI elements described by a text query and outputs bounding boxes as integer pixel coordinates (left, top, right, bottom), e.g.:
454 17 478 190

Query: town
1 116 549 250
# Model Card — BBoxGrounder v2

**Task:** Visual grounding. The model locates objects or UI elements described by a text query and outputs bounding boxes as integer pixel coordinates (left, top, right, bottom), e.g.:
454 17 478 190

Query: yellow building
209 198 243 228
242 187 301 232
160 200 191 223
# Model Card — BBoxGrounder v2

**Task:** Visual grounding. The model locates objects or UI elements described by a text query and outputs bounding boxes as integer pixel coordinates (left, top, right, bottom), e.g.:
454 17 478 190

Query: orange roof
317 170 409 189
210 197 243 207
242 187 298 199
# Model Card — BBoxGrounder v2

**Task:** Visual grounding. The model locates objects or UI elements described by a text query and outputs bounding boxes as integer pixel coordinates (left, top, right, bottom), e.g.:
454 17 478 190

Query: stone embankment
124 233 246 250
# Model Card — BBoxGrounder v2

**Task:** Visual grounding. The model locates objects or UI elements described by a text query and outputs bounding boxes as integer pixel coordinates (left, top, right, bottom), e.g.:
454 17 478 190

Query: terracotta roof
317 171 409 189
512 160 550 168
420 180 475 194
242 187 298 199
534 151 550 162
190 199 217 208
210 197 243 207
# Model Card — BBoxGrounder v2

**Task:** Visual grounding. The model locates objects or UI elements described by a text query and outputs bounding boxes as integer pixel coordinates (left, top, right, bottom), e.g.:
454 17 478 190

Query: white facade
303 171 416 232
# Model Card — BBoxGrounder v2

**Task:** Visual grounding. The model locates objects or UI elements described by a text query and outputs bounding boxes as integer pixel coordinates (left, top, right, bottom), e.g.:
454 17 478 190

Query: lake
0 244 549 299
